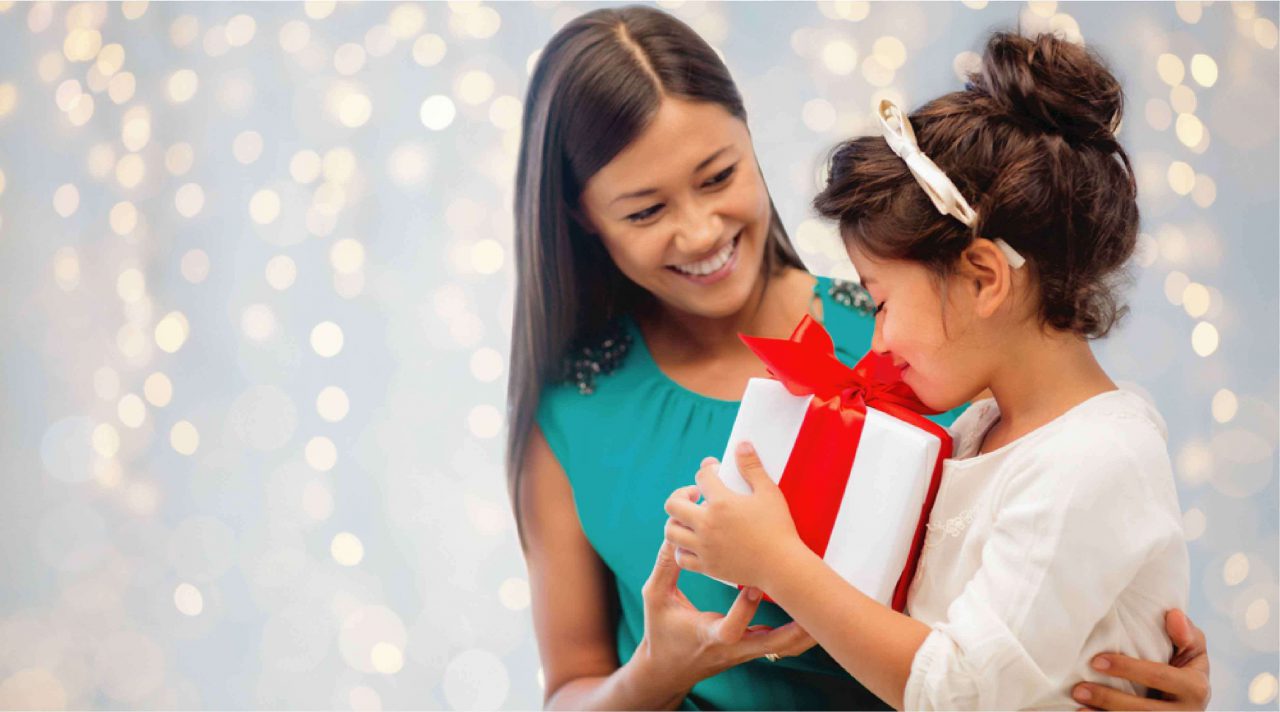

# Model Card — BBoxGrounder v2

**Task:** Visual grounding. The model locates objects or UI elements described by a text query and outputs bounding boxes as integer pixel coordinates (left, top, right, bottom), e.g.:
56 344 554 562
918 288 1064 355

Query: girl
510 7 1209 710
664 31 1196 710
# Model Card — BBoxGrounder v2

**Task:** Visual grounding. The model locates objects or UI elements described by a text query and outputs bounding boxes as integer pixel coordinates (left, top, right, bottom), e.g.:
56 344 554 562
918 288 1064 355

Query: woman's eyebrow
610 187 658 206
693 145 733 173
609 145 735 206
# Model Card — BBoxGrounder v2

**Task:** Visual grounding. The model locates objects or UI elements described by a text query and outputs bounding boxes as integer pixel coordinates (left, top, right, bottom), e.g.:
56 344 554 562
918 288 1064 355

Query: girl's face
578 98 774 320
847 243 995 412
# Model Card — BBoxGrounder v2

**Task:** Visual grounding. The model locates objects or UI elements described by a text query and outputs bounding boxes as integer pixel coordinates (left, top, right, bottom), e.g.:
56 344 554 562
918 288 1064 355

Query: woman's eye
625 204 663 223
703 165 736 188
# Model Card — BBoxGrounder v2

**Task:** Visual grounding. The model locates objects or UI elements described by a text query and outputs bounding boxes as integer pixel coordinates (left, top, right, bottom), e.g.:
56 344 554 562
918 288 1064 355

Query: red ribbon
740 315 953 612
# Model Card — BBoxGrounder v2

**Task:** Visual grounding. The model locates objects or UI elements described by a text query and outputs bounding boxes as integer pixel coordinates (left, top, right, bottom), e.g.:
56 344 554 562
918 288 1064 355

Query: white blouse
903 390 1189 711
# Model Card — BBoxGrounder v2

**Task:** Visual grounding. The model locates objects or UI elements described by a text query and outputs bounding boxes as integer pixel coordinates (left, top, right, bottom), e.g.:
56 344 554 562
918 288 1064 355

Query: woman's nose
673 200 723 254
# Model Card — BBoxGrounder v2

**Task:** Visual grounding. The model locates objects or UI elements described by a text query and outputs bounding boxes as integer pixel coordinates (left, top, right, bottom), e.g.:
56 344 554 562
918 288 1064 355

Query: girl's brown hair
814 32 1139 339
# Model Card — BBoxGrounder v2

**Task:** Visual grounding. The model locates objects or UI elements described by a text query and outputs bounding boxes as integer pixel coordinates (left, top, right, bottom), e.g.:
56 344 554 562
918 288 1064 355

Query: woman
507 6 1211 709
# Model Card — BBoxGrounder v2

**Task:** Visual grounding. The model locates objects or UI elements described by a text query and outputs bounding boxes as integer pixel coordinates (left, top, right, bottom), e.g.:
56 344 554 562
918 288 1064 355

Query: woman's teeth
672 238 736 276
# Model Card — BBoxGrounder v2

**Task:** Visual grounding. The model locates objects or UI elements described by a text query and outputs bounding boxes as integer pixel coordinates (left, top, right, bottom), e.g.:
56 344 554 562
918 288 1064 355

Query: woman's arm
521 426 814 710
1072 610 1211 711
521 425 682 709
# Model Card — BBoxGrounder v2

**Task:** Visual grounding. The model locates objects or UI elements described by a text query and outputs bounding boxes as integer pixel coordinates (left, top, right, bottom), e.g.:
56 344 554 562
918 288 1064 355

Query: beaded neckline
559 277 872 396
560 318 633 395
827 278 876 315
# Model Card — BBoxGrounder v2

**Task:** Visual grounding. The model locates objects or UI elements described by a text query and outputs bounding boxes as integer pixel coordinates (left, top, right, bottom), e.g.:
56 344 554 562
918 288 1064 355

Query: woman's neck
980 328 1117 453
643 267 814 358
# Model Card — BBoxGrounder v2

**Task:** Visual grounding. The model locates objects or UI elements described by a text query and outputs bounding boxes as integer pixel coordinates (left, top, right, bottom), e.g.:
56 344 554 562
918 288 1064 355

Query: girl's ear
960 237 1015 319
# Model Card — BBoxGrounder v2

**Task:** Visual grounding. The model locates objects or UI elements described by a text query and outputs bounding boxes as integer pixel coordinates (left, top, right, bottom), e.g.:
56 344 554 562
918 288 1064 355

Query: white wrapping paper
715 377 945 605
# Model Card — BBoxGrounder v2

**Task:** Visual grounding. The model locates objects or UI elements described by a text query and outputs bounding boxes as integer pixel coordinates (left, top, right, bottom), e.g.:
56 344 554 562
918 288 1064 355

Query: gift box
714 315 953 612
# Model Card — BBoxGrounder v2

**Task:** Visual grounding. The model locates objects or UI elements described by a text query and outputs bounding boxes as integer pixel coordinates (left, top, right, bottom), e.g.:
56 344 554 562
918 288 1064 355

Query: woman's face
578 98 774 320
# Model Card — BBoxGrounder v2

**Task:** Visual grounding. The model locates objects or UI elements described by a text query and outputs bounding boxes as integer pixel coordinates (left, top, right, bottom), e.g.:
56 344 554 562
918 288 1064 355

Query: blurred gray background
0 1 1276 709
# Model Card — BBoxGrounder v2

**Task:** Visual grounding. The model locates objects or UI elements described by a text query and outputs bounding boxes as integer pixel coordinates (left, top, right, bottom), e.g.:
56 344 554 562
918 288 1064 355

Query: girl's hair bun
971 32 1124 147
814 30 1141 340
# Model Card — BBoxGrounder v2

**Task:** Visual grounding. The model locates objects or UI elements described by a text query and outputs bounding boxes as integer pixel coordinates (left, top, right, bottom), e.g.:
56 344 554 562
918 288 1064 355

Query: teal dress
537 276 961 710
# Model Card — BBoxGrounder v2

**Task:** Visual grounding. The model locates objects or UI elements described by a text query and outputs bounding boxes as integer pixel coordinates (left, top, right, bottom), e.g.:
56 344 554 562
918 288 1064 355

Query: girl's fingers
1072 682 1172 711
673 546 703 573
695 462 731 500
664 490 702 524
664 518 698 550
675 484 701 502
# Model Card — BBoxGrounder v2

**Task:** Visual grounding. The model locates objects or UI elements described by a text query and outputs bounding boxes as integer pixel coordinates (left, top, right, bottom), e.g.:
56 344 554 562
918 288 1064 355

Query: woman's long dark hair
507 5 803 542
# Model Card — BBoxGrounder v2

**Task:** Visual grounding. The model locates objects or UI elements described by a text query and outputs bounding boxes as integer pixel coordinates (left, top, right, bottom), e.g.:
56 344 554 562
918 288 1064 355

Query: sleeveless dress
537 276 962 710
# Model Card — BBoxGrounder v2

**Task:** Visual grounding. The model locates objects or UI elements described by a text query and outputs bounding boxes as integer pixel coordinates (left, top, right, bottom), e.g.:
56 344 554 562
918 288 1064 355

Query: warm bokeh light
0 4 1274 709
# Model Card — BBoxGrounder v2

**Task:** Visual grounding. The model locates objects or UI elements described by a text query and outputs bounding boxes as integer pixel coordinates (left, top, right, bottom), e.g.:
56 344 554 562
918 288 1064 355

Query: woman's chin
659 252 764 319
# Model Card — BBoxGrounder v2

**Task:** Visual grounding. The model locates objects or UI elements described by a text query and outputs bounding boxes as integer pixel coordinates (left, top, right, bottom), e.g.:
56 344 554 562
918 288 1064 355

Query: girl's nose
870 318 889 355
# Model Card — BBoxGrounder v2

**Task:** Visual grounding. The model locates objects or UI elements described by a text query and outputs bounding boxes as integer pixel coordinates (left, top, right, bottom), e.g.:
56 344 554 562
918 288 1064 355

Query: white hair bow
876 99 1026 269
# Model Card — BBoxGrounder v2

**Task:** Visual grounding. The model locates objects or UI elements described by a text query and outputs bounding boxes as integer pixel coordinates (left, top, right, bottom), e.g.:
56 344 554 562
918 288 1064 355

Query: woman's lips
667 232 741 286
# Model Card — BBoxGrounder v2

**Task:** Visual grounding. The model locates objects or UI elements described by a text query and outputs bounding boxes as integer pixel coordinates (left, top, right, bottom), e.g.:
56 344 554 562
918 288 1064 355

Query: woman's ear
568 203 598 236
959 237 1014 319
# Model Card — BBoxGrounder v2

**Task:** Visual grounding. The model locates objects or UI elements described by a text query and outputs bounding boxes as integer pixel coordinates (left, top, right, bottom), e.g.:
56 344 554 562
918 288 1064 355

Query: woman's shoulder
535 319 643 466
538 318 640 421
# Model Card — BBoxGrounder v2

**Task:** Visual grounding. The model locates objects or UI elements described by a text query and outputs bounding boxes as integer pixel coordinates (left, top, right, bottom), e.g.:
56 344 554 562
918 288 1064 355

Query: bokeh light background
0 1 1276 709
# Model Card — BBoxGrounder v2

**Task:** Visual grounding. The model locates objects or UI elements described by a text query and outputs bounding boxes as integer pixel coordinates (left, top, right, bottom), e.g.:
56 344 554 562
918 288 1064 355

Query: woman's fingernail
747 587 762 601
737 441 754 455
1072 685 1092 702
1091 656 1110 671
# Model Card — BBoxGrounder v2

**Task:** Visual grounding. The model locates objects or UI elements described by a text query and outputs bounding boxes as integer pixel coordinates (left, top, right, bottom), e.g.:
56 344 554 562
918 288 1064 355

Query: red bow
741 314 942 417
739 315 951 612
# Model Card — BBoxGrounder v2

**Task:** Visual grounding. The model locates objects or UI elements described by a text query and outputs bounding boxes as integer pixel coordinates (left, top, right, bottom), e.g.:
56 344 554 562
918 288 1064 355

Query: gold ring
763 653 781 663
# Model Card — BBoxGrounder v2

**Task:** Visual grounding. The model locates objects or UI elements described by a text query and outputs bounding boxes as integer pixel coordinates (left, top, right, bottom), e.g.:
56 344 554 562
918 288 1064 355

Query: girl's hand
662 442 804 589
633 537 817 697
1071 610 1211 710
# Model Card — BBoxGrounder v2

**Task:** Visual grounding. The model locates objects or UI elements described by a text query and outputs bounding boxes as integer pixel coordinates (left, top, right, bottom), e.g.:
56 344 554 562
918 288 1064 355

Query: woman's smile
667 232 741 285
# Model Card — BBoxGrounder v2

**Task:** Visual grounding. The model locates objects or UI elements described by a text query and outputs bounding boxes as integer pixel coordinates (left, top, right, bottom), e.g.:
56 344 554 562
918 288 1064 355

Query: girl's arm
669 434 1184 711
667 444 929 709
760 542 930 709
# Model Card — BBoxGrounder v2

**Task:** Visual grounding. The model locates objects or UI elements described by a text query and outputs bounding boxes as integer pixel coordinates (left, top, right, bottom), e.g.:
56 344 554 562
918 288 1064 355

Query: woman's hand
663 442 804 590
631 537 816 700
1071 609 1211 710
